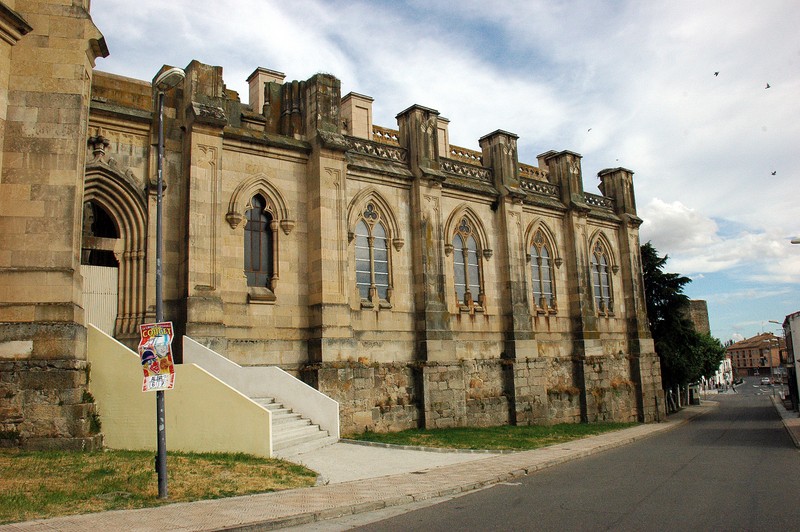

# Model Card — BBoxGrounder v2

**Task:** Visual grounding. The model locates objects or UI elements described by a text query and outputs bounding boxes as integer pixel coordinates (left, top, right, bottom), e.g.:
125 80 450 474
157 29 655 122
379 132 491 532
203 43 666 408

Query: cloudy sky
89 0 800 343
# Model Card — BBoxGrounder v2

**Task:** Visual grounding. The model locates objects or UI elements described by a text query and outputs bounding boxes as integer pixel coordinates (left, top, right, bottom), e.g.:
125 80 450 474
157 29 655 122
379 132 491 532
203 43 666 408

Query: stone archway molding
524 218 563 268
346 186 404 251
226 173 294 234
84 135 148 338
443 203 492 259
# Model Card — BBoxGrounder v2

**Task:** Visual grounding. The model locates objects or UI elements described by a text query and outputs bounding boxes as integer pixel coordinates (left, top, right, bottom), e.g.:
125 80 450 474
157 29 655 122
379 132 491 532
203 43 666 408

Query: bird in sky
766 83 771 89
587 128 592 132
714 71 719 76
771 171 777 175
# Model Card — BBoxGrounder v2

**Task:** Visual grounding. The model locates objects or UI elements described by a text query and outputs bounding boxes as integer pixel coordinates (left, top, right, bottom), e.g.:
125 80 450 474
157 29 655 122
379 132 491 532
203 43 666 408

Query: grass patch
0 449 316 525
348 422 638 451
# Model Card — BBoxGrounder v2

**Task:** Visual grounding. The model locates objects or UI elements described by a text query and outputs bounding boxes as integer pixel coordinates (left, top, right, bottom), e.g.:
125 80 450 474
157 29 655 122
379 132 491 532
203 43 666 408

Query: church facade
1 1 663 449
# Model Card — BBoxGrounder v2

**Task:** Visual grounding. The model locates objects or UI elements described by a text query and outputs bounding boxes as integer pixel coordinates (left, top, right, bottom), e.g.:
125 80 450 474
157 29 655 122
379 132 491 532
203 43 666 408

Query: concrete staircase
183 338 340 459
252 397 338 457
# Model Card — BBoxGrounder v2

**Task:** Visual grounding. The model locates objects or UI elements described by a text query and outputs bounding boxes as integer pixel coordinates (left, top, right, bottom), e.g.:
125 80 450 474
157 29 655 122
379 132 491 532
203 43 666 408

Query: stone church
0 0 663 449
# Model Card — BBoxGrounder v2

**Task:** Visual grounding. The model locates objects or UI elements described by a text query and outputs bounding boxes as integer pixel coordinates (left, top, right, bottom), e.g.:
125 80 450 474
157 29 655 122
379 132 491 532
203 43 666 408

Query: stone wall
306 359 517 434
508 353 644 426
511 358 549 425
417 363 464 429
546 389 583 424
0 360 102 450
635 352 666 422
583 353 638 422
543 356 584 424
466 396 510 427
686 300 710 335
304 352 651 435
463 359 510 427
305 361 419 434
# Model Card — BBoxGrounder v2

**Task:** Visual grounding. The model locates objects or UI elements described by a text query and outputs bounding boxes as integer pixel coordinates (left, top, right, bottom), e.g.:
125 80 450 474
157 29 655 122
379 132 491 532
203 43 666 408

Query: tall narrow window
244 194 274 287
590 241 613 314
530 229 555 311
453 217 482 309
355 202 391 306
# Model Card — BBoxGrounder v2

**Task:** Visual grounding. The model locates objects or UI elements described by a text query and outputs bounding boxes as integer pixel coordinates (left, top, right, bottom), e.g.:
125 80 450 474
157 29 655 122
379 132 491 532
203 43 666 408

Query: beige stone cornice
0 3 32 46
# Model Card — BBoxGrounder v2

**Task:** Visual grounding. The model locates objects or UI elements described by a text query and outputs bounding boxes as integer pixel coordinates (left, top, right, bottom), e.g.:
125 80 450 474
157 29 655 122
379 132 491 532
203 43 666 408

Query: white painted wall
87 326 272 457
183 336 340 438
82 265 118 336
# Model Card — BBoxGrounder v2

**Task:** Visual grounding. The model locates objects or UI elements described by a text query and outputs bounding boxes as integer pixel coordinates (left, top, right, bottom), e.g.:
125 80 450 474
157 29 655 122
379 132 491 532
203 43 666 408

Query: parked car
760 377 771 385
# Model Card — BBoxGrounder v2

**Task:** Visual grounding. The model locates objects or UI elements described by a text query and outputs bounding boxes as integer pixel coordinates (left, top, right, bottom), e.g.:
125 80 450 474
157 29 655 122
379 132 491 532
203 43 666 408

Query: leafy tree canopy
641 242 725 388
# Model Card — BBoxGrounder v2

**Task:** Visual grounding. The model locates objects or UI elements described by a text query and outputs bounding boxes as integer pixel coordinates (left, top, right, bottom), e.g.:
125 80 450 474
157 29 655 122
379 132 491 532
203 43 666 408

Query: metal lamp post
153 66 185 500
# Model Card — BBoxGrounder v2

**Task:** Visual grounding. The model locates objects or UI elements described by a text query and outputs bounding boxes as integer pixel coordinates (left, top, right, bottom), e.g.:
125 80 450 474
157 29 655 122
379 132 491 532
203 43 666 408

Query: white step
273 426 329 450
249 396 337 456
273 423 325 442
273 433 336 454
272 413 305 425
273 416 312 430
273 435 340 460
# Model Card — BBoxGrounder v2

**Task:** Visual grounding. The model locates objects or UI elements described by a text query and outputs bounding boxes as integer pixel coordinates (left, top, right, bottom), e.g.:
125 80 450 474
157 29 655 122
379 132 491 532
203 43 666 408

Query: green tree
693 332 727 379
640 242 724 388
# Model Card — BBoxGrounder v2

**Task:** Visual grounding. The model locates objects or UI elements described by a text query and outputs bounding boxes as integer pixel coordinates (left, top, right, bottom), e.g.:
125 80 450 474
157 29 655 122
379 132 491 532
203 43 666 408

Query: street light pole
769 343 775 396
153 66 185 500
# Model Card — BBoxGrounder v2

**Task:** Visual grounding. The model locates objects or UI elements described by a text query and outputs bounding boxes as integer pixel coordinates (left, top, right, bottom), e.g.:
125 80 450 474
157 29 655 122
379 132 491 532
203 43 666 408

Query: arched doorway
81 200 119 335
82 133 149 343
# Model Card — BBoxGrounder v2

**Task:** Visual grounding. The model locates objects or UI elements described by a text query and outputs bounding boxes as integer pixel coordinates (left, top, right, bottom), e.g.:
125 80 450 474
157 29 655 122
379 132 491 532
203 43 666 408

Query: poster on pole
138 321 175 392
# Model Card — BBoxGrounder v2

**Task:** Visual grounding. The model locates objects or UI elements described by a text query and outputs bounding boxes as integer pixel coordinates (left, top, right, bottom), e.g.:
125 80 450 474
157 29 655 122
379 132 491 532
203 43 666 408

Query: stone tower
0 0 108 449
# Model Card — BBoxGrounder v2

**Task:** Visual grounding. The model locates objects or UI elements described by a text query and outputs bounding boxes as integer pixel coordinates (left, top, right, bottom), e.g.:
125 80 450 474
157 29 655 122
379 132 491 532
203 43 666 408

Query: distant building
708 355 732 387
726 333 784 377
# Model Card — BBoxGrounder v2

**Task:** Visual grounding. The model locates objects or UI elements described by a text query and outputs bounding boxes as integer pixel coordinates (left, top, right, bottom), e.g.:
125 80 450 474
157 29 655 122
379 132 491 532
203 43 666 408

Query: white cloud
640 198 721 254
707 287 794 305
640 198 800 283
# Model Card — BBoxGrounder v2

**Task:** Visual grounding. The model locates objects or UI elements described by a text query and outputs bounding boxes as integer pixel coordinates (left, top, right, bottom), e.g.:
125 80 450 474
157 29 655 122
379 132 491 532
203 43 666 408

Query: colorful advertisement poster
138 321 175 392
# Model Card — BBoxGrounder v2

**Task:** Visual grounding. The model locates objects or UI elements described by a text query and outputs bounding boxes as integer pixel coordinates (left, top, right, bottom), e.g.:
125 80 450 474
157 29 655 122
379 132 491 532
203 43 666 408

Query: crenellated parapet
232 67 633 217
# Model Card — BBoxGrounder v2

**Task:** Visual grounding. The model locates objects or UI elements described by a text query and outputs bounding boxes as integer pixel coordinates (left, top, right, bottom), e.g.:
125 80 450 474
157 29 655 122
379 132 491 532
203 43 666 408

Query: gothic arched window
355 202 391 307
590 241 613 315
453 217 483 310
530 229 555 311
244 194 275 288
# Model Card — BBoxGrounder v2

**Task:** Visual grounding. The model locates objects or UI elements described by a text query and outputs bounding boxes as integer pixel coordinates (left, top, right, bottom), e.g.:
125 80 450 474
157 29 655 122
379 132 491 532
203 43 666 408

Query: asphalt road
350 390 800 531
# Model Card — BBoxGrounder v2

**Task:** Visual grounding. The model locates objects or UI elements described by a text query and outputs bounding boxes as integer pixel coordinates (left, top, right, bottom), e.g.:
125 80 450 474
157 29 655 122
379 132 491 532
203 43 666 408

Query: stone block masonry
306 355 645 434
0 359 102 450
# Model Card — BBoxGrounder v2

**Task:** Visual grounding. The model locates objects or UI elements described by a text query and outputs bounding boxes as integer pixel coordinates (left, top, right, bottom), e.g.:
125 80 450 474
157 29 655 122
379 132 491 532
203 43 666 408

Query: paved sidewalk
279 439 501 486
1 404 717 532
772 395 800 447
